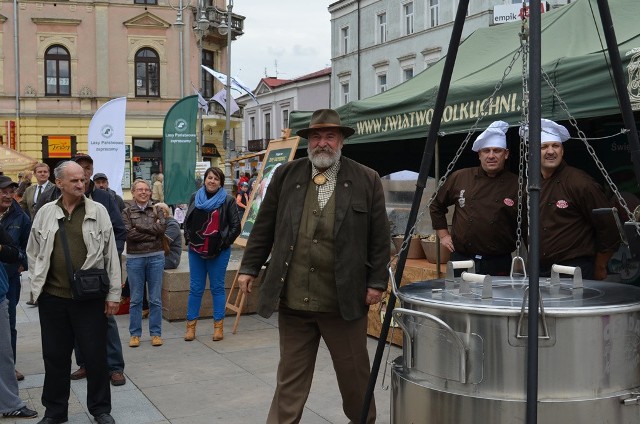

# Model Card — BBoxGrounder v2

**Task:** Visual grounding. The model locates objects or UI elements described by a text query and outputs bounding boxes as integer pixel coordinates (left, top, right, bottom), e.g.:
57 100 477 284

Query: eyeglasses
0 191 15 197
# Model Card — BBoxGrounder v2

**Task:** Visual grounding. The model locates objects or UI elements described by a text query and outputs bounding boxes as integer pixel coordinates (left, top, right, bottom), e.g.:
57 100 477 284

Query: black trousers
540 256 594 280
451 251 513 276
38 293 111 419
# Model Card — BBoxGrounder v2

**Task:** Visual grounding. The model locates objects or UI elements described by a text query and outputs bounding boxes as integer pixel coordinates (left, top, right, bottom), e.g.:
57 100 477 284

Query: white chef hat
519 119 570 143
472 121 509 152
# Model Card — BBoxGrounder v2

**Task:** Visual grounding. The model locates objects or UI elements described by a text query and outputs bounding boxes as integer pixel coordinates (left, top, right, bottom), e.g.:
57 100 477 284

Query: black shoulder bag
58 218 110 301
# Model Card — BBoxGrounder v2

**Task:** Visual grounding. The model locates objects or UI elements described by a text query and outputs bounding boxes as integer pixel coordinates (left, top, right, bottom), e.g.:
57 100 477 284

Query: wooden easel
224 271 245 334
224 131 300 333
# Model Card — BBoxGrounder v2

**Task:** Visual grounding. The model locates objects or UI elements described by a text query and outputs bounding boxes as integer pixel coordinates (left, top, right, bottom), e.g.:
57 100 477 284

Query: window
341 82 350 105
377 13 387 44
134 0 157 4
429 0 440 27
202 50 215 98
341 26 349 55
403 67 414 81
403 2 414 35
45 45 71 96
264 113 271 140
377 74 387 93
282 109 289 130
135 48 160 97
250 116 256 139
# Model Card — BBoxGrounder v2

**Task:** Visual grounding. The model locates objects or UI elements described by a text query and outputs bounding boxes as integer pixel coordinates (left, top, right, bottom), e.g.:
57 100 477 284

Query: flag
192 84 209 114
163 95 198 204
211 89 240 115
88 97 127 196
201 65 258 103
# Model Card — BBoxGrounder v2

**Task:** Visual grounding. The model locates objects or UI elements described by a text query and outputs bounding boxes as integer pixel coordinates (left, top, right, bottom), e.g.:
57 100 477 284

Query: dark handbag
72 268 110 300
58 219 110 301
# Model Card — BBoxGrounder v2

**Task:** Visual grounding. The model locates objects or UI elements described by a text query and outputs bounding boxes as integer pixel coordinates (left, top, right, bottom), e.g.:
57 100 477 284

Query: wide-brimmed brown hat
296 109 355 139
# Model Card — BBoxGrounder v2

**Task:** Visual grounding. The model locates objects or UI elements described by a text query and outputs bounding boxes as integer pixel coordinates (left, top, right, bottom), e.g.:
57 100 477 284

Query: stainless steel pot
391 262 640 423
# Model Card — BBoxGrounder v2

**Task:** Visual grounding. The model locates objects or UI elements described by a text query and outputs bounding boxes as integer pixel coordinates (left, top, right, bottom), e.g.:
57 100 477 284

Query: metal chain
540 68 639 233
515 15 530 256
391 44 526 260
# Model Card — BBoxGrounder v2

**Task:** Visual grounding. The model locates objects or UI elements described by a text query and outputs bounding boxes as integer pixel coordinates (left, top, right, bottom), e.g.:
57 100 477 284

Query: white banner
211 89 240 115
88 97 127 196
201 65 258 103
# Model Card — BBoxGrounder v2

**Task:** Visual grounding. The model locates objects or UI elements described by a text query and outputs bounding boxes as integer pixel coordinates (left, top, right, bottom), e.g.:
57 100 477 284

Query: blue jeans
6 274 20 362
75 315 124 373
187 248 231 321
127 254 164 337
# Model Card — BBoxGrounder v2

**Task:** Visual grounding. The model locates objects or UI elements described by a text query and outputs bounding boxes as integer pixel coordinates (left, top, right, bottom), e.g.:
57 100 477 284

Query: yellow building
0 0 243 189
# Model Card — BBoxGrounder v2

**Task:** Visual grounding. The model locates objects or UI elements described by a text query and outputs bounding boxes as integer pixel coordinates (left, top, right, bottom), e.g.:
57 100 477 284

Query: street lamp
193 0 209 157
218 0 234 189
169 0 208 99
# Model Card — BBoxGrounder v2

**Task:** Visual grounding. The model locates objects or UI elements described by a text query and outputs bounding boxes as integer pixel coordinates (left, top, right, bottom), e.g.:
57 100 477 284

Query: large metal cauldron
391 263 640 423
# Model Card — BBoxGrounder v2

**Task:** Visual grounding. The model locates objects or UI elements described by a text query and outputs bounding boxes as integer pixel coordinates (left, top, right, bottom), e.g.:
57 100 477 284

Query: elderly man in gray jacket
27 161 121 424
238 109 390 424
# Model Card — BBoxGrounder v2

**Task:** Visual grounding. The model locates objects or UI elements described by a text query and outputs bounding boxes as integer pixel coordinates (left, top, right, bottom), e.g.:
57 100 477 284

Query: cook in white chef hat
471 120 509 152
519 118 571 143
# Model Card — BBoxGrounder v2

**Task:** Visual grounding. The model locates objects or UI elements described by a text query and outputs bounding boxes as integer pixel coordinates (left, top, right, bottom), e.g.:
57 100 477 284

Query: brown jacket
539 161 619 267
122 202 166 254
239 157 390 321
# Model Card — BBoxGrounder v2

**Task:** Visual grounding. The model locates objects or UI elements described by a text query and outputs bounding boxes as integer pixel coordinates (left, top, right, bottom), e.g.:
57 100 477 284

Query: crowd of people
0 108 625 424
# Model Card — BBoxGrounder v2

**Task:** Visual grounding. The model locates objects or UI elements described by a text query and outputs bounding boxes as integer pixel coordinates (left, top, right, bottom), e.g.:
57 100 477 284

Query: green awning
290 0 640 146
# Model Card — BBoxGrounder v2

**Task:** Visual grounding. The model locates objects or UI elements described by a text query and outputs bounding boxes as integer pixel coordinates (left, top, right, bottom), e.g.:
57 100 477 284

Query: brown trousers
266 307 376 424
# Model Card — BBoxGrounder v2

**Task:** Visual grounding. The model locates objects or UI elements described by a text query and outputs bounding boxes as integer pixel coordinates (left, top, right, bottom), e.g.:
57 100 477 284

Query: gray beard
308 147 342 169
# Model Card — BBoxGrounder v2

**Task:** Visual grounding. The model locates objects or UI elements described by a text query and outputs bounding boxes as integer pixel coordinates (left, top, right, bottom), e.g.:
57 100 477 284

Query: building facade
0 0 244 188
232 68 331 178
328 0 570 107
237 67 331 174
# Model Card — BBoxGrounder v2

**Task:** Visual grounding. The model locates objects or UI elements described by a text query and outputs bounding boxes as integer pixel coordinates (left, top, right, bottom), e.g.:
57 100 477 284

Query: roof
253 67 332 94
290 0 640 145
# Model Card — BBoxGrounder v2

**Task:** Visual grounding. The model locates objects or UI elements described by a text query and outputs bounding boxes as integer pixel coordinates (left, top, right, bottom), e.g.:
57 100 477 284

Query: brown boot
213 320 224 341
184 319 197 341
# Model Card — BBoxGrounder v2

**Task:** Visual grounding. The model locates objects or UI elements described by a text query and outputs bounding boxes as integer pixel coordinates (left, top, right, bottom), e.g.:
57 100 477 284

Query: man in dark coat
0 176 31 381
238 109 390 424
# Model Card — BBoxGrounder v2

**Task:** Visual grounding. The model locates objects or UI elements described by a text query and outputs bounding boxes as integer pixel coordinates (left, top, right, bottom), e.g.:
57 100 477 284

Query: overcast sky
230 1 332 93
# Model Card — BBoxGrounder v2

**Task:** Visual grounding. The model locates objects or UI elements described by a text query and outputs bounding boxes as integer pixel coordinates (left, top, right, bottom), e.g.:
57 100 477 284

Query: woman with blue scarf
184 167 241 341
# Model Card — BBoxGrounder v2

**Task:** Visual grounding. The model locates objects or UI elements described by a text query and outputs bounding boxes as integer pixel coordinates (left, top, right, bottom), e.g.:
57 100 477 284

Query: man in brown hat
238 108 389 424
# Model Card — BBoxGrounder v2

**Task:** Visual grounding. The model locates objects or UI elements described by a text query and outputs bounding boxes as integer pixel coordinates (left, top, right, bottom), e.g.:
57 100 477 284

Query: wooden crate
367 259 445 346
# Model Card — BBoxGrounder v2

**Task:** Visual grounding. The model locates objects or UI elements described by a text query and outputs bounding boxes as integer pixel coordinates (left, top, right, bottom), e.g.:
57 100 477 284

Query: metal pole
13 0 20 126
224 0 233 187
178 5 184 98
595 0 640 187
359 1 470 422
526 1 542 424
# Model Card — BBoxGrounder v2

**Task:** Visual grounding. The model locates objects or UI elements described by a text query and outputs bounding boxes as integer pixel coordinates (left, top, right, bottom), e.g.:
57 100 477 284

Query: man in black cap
0 176 31 381
93 173 126 213
35 154 127 387
237 108 389 424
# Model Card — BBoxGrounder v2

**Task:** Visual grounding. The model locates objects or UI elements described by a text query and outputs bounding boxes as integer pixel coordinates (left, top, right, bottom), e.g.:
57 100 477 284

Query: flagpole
222 0 234 190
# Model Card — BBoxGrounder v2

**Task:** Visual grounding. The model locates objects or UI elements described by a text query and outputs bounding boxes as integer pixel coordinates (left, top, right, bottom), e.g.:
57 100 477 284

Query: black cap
93 173 108 181
72 153 93 164
0 175 19 189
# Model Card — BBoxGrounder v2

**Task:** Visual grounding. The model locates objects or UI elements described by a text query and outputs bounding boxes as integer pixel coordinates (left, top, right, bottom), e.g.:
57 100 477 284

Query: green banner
163 95 197 205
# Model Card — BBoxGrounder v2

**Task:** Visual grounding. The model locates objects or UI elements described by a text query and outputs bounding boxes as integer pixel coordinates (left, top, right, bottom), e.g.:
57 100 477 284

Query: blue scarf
195 186 227 212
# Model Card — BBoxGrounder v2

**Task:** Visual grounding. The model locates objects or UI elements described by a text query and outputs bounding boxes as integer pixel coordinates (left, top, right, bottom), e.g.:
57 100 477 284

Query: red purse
116 297 130 315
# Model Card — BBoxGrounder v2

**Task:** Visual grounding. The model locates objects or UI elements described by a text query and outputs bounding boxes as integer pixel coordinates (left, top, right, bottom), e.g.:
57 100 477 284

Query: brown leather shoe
110 371 126 386
151 336 163 346
129 336 140 348
70 366 86 380
15 369 24 381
